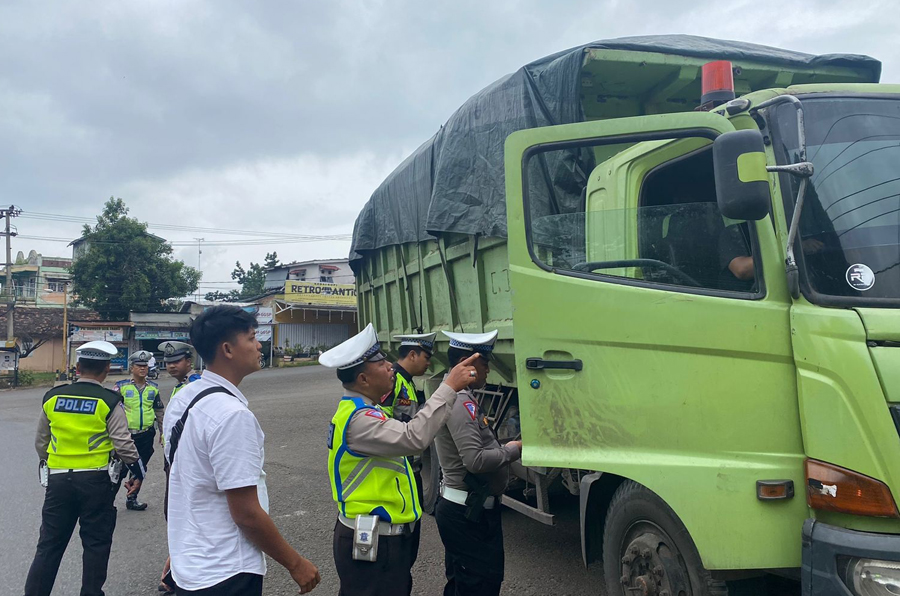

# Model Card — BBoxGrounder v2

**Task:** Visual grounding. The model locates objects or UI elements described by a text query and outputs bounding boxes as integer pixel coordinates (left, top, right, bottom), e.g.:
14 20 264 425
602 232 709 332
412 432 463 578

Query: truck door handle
525 358 583 371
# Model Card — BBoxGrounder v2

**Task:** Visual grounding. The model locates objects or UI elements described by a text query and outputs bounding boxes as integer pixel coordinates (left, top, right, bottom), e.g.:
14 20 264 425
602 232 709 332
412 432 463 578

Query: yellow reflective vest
115 379 161 431
327 397 420 524
43 382 121 470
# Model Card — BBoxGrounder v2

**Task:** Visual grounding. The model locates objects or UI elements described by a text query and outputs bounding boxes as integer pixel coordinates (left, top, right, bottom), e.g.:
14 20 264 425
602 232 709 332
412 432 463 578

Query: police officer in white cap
434 330 522 596
322 323 481 596
24 341 146 596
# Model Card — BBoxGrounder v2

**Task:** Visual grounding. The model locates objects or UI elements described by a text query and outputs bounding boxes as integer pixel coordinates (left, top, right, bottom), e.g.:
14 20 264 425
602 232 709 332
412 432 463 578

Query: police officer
433 330 523 596
381 333 438 506
115 349 164 510
381 333 435 422
159 340 201 398
321 323 480 596
156 340 201 594
24 341 146 596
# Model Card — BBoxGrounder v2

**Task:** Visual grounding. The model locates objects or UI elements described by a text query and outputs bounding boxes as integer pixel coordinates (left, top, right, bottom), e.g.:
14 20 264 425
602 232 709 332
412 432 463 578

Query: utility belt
338 514 414 536
130 427 154 436
40 456 140 489
440 485 497 509
48 464 110 475
339 514 417 563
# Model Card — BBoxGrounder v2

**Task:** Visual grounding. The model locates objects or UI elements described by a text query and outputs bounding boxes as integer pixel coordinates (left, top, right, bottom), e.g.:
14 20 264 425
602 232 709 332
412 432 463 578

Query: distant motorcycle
148 365 159 380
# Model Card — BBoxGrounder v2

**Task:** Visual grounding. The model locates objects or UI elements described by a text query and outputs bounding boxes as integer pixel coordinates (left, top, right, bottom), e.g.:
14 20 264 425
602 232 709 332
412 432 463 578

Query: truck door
505 112 806 570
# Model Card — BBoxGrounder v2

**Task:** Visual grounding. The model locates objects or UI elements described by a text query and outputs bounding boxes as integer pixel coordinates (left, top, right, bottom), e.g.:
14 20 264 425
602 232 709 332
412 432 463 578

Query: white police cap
320 323 386 370
129 350 153 365
159 341 192 363
393 332 436 354
76 341 118 361
442 330 499 354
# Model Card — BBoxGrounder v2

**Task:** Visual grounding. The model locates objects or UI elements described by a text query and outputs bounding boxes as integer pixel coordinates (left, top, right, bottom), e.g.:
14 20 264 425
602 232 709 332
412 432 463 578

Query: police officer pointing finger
321 324 480 596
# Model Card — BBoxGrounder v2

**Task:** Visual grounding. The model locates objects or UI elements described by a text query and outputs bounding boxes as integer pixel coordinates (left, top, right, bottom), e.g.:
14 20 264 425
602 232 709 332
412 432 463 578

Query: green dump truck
350 35 900 595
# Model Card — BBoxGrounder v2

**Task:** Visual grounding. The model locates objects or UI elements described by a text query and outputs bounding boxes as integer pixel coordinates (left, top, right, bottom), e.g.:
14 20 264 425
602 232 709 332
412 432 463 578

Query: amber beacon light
700 60 736 109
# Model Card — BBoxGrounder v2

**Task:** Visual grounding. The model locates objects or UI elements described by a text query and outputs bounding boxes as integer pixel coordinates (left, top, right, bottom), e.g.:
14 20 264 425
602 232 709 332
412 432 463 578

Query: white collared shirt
162 370 269 590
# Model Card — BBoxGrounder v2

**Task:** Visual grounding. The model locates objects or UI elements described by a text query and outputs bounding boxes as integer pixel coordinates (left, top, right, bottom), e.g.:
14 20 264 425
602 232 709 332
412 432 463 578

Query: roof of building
129 312 193 326
266 258 349 272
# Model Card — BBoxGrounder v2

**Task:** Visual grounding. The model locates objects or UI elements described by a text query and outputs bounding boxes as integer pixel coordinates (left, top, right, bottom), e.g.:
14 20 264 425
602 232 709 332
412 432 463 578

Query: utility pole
61 282 70 377
1 206 22 342
193 238 204 300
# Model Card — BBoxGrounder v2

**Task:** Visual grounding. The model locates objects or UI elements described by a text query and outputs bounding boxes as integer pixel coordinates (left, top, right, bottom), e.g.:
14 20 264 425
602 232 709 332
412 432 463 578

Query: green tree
71 198 200 318
204 252 280 302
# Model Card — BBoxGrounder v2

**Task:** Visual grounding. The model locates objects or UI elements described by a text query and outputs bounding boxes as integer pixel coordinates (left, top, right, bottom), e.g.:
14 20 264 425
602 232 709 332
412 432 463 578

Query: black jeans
435 497 504 596
333 518 421 596
23 470 117 596
174 572 263 596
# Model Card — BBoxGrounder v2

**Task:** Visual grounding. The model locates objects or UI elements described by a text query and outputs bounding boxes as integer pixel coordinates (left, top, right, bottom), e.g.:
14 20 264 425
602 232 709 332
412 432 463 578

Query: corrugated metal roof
129 312 193 326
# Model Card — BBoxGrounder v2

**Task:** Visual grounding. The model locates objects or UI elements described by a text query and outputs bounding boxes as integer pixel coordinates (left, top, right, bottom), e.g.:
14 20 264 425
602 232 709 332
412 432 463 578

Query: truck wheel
603 480 725 596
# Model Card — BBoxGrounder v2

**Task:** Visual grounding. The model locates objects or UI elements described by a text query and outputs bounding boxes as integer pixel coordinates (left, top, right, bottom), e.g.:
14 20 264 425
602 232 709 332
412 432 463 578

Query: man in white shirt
163 305 320 595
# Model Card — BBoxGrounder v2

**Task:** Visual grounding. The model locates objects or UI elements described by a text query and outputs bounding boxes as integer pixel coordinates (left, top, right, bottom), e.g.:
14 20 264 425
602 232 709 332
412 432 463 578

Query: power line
20 211 353 241
16 234 351 246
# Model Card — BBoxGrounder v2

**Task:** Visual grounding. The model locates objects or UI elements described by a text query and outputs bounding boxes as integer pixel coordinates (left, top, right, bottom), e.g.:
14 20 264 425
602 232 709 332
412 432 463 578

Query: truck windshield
771 97 900 303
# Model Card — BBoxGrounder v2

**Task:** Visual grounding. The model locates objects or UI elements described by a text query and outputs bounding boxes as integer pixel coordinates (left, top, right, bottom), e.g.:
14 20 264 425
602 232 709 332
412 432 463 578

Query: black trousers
130 428 155 497
333 518 421 596
174 572 263 596
435 497 504 596
23 470 117 596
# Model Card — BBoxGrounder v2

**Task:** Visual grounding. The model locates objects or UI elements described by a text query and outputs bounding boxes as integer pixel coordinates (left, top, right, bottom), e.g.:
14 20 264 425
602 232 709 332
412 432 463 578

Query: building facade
0 251 72 308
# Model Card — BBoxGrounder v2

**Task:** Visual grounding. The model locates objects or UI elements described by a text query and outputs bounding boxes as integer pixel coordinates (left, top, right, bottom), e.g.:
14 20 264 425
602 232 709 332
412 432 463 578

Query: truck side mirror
713 129 770 221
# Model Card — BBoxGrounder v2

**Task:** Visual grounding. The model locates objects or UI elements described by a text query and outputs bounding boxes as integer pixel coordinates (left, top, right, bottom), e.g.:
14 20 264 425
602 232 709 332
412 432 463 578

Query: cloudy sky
2 0 897 295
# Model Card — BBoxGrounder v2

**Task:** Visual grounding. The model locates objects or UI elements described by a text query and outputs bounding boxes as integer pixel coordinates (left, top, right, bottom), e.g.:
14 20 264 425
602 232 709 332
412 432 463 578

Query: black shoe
126 497 148 511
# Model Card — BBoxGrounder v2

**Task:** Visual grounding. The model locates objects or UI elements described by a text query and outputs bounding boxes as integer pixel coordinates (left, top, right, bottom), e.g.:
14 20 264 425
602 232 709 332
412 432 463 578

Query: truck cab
507 83 900 595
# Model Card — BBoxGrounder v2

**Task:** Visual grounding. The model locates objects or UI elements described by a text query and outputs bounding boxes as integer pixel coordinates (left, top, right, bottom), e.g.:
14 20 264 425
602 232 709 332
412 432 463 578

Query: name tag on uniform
54 397 98 415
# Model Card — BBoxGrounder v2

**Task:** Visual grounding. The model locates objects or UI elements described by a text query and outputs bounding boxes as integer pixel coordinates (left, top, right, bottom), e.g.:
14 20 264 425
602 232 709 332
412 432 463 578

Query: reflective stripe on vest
120 382 158 431
327 397 419 524
44 394 113 469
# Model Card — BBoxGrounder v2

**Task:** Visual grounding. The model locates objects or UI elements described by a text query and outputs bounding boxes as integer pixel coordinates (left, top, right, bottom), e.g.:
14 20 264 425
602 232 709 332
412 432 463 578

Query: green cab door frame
504 112 808 571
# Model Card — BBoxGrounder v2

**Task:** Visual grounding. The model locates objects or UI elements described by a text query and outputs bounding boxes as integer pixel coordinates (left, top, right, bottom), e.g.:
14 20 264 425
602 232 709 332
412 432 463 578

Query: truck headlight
841 557 900 596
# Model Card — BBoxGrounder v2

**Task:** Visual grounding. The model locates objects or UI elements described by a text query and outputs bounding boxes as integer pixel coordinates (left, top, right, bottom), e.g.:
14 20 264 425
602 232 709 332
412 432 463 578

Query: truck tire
603 480 726 596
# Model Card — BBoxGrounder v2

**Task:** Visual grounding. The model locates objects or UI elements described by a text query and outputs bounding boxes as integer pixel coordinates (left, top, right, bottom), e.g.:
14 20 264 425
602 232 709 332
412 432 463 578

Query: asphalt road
1 365 601 596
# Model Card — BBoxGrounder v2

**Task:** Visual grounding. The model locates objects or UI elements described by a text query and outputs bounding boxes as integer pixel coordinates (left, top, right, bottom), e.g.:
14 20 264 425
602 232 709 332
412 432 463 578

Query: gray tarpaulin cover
350 35 880 260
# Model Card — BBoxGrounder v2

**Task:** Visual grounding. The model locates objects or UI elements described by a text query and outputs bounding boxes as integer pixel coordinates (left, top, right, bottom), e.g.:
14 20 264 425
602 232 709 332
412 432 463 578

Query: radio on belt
353 514 380 562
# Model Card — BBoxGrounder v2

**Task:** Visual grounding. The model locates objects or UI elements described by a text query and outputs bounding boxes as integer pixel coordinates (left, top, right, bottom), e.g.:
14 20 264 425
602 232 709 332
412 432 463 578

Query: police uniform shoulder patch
464 401 477 421
188 373 202 383
364 408 387 421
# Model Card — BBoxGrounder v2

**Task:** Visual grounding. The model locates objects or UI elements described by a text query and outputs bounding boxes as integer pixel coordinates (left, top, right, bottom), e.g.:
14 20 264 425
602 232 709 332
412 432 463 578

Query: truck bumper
802 518 900 595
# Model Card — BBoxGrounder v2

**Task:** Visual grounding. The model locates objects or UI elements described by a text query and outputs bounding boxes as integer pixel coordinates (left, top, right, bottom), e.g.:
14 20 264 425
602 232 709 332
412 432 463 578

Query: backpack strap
167 386 236 465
